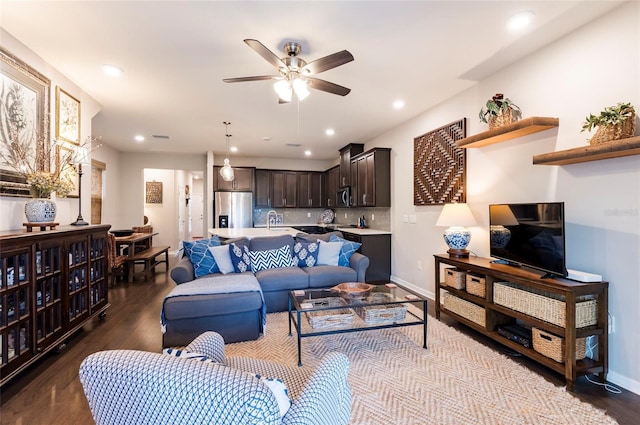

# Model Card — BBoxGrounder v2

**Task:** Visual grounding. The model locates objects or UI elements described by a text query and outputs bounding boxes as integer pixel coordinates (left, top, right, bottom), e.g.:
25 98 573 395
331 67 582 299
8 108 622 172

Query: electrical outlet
609 315 615 334
409 214 416 224
403 214 408 223
344 213 348 218
307 212 311 218
417 260 422 270
371 214 375 221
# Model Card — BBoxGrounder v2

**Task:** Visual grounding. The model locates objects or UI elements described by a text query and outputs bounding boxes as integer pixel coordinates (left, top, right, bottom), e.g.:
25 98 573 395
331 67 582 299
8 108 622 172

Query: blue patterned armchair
79 332 351 425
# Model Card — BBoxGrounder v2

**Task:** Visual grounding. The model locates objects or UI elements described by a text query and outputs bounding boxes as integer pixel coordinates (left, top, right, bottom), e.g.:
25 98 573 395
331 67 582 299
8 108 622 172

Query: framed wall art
56 144 79 198
0 47 51 197
56 86 81 145
413 118 467 205
145 181 163 204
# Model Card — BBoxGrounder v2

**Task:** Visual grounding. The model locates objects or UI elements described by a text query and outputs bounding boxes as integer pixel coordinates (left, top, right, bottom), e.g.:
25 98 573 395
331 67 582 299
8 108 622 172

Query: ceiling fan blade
244 39 287 69
223 75 278 83
306 77 351 96
303 50 354 74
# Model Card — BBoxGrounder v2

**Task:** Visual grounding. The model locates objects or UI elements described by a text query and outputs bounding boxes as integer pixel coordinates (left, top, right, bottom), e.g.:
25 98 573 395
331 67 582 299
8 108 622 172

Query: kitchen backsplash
254 207 390 231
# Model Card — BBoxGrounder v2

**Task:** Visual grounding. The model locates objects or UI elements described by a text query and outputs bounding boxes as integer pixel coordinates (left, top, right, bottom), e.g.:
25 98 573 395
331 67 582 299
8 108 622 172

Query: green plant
479 93 522 124
581 102 634 132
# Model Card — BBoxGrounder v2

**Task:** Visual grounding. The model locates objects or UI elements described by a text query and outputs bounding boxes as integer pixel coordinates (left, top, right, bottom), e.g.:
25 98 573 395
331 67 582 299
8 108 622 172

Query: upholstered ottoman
161 274 266 347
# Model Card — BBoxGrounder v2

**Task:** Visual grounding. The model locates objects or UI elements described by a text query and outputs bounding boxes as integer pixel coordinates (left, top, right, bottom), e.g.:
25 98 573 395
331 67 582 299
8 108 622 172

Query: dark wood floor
1 262 638 424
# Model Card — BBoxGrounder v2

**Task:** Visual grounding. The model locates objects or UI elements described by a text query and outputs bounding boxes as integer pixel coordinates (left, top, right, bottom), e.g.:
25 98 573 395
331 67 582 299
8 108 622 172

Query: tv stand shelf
434 254 608 390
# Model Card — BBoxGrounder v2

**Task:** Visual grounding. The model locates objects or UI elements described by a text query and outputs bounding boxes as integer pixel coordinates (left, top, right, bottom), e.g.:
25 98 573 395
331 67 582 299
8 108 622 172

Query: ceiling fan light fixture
293 78 310 101
274 80 293 102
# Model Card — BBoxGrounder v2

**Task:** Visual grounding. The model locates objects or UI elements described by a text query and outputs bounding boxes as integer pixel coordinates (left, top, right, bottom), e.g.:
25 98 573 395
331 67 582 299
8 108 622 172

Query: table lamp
435 203 476 258
70 146 90 226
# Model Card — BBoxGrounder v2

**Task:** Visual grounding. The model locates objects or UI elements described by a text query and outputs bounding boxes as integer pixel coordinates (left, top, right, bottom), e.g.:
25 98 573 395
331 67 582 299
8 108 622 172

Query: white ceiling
1 1 623 160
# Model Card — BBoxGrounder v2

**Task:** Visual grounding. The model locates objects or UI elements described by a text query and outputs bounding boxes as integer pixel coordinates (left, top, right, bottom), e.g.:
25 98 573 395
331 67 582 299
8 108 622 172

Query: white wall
369 3 639 392
0 30 102 231
143 168 176 250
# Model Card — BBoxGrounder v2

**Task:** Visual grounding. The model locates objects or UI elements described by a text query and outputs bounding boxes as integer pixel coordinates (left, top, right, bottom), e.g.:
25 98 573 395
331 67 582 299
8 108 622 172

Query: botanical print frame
413 118 467 205
145 181 163 204
56 86 81 145
0 47 50 197
56 144 79 198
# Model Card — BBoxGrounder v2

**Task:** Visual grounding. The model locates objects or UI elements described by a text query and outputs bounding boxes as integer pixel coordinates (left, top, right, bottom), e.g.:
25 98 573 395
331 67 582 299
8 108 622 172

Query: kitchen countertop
209 226 391 239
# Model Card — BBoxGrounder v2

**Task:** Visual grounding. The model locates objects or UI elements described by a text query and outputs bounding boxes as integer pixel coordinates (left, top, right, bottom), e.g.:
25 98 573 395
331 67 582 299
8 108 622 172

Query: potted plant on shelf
581 102 636 145
479 93 523 129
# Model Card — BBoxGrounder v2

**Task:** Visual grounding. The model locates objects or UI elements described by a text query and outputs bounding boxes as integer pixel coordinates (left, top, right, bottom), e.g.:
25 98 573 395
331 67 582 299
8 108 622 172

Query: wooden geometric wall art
145 181 163 204
413 118 466 205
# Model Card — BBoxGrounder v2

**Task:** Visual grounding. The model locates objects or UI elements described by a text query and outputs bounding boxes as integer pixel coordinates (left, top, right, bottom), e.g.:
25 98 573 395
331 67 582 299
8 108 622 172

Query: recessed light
102 64 123 77
325 128 335 136
393 100 405 110
506 11 534 32
286 143 301 147
262 136 271 141
230 146 238 153
134 135 145 142
304 150 312 156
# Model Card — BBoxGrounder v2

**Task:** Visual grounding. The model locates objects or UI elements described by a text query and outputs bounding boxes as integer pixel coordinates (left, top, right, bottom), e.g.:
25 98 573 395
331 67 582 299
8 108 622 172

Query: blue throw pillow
249 245 294 272
183 237 221 278
329 234 362 267
292 241 319 267
230 243 251 273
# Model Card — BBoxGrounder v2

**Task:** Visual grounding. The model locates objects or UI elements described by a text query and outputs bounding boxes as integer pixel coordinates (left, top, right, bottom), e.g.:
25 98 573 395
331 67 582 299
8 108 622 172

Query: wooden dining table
114 232 159 281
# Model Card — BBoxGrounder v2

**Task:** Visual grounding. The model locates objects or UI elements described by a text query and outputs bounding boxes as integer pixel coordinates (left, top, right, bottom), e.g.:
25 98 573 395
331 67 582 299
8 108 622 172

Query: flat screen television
489 202 567 277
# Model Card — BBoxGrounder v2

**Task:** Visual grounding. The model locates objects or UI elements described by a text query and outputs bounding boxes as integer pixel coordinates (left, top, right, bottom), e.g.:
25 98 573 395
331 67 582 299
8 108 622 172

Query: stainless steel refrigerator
214 192 253 228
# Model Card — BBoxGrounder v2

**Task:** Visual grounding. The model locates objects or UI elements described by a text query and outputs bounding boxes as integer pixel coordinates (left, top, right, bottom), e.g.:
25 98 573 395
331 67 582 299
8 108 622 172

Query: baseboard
389 275 640 396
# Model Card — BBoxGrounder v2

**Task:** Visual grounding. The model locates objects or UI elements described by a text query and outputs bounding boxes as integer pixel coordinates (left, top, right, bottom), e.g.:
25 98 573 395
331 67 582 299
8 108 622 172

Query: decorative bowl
110 229 134 237
331 282 375 300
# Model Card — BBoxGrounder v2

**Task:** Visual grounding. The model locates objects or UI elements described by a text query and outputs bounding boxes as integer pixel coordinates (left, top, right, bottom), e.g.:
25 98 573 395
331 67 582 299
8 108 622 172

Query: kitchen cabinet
323 165 340 207
255 169 271 208
340 231 391 282
297 172 323 208
213 166 255 192
339 143 364 187
0 225 110 387
350 148 391 207
271 171 297 208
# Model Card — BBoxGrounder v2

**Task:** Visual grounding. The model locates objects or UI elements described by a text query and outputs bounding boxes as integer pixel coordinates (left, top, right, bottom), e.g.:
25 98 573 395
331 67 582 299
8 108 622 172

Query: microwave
336 186 351 207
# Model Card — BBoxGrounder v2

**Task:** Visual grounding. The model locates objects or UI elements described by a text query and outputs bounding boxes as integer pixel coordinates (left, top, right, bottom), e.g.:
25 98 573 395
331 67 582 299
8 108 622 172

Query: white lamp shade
435 203 476 227
73 147 90 165
292 78 310 101
219 158 234 181
273 80 292 102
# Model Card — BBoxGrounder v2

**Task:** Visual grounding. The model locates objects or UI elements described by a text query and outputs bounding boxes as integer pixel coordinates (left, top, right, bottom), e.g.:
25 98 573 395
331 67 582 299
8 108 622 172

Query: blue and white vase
25 198 57 223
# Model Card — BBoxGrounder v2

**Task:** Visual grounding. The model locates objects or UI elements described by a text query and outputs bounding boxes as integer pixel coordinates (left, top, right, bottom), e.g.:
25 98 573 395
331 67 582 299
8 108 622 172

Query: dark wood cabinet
0 225 110 387
271 171 297 208
340 231 391 282
434 254 608 390
255 169 271 208
350 148 391 207
213 166 255 192
297 172 323 208
339 143 364 187
324 166 340 207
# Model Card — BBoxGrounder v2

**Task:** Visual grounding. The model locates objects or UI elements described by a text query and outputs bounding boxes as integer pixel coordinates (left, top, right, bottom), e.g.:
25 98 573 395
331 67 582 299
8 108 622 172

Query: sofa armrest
185 331 227 364
170 256 195 284
349 252 369 282
283 352 351 425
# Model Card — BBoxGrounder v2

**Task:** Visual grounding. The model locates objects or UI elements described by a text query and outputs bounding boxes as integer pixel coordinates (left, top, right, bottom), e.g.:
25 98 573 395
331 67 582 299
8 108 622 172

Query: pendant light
220 121 235 182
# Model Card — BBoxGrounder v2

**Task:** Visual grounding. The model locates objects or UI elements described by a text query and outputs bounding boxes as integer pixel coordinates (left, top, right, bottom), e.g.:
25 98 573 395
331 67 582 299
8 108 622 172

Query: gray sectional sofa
163 232 369 346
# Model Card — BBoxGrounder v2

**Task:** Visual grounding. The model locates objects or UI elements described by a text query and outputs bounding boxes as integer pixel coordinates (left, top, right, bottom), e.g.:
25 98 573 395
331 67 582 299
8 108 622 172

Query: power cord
584 336 621 394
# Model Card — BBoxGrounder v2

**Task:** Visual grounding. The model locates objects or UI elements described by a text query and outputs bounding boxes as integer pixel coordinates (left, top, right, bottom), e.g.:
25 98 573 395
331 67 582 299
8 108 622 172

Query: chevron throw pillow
183 236 221 278
249 245 294 272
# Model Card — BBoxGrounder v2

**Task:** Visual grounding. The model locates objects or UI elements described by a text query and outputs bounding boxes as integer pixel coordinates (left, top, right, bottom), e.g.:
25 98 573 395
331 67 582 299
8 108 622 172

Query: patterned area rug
225 311 617 425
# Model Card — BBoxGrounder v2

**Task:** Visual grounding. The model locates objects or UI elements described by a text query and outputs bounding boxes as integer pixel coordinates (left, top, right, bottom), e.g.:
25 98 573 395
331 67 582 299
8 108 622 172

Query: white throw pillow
317 240 342 266
208 245 235 274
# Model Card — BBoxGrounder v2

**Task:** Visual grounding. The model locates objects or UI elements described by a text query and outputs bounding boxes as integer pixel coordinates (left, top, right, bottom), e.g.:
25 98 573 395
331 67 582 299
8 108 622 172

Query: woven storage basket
465 273 486 298
443 292 485 327
444 268 466 290
589 107 636 145
355 293 407 324
304 297 354 329
493 282 597 328
532 327 586 363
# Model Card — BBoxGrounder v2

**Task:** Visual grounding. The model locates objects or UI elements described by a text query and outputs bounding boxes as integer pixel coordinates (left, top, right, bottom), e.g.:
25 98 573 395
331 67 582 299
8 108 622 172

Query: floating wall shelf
456 116 559 148
533 135 640 165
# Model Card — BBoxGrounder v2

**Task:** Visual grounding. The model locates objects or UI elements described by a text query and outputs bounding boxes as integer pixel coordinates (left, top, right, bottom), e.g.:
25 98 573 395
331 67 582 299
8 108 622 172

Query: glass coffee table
288 285 427 366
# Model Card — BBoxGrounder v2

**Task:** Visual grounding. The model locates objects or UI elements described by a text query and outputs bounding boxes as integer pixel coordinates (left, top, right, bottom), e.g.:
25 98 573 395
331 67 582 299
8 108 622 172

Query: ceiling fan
223 39 354 103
